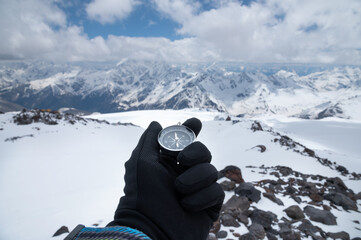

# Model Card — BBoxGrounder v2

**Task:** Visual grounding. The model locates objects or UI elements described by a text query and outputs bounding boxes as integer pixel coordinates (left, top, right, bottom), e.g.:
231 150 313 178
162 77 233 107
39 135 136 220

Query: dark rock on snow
248 222 266 239
250 208 277 230
326 231 350 240
223 195 250 211
239 232 257 240
297 219 324 239
251 121 263 132
220 213 240 227
263 192 284 206
324 192 358 211
215 230 227 239
235 182 261 203
303 206 337 225
284 205 305 220
219 180 236 191
219 165 244 183
252 145 266 153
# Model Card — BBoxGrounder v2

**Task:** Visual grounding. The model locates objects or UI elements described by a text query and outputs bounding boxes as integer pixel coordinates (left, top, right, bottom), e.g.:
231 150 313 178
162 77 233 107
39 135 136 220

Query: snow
0 109 361 239
2 61 361 119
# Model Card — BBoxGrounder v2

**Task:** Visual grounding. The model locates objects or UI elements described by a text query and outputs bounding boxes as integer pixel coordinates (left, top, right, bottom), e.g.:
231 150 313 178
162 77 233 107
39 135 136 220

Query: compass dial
158 125 196 151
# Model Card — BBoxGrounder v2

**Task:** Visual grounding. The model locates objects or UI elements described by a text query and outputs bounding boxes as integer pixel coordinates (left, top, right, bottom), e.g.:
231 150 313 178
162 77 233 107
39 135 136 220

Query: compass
158 125 196 152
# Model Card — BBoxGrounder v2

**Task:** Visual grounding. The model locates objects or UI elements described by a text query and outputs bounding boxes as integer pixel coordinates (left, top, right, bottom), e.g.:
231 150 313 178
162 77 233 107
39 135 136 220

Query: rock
266 232 278 240
223 195 250 211
53 226 69 237
253 145 266 153
324 192 358 211
280 231 301 240
285 185 297 194
278 222 291 235
233 232 241 238
207 233 217 240
219 165 244 183
325 177 348 193
250 209 277 230
355 192 361 200
277 166 293 177
221 206 250 226
304 206 337 225
240 233 257 240
235 182 261 203
303 147 316 157
284 205 305 220
237 212 249 225
251 121 263 132
220 213 240 227
323 205 331 211
297 219 324 239
216 230 227 239
270 171 280 178
326 231 350 240
290 194 302 204
263 192 284 206
249 223 266 239
220 180 236 191
336 165 349 175
279 221 301 240
309 193 323 202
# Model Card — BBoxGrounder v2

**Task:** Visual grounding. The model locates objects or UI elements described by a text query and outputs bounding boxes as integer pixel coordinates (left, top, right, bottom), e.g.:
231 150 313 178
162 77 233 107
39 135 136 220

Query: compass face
158 125 196 151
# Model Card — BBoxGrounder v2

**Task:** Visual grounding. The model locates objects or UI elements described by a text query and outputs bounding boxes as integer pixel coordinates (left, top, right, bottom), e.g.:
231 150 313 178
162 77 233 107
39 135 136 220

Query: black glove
108 118 225 240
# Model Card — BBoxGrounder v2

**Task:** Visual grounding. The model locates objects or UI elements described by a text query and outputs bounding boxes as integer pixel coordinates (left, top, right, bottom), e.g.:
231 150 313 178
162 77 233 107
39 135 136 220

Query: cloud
176 0 361 63
86 0 140 24
0 0 66 59
0 0 360 64
151 0 200 24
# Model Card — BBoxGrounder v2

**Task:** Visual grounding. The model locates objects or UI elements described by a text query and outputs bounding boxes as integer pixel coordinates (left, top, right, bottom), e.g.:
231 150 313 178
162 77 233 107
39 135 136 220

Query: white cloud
86 0 140 24
0 0 360 64
151 0 200 24
176 0 361 63
0 0 66 59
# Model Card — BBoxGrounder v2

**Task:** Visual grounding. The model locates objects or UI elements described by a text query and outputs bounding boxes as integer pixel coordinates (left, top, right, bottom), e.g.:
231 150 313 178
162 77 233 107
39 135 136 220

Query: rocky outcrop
12 109 137 126
211 164 361 240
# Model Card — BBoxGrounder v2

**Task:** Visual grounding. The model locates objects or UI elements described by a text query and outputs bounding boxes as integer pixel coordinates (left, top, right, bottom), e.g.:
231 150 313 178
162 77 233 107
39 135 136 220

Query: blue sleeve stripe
75 226 151 240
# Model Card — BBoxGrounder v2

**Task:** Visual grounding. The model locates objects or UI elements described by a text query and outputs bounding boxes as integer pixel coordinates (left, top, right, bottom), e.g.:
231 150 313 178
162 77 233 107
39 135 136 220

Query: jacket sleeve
64 224 151 240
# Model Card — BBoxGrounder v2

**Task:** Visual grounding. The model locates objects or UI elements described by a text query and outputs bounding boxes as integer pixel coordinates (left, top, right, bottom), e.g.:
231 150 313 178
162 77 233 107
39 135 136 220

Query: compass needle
158 125 196 152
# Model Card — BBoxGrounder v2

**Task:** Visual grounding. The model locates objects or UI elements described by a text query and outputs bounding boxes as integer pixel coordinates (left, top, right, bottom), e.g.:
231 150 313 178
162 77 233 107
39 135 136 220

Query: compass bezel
158 125 196 152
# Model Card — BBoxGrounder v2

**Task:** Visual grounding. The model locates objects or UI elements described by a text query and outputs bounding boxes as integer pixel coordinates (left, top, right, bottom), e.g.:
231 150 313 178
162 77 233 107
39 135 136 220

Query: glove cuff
65 225 151 240
108 208 169 240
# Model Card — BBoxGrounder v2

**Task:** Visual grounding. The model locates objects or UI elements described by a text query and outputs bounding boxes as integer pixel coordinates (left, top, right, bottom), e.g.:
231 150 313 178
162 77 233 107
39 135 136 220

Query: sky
0 0 360 64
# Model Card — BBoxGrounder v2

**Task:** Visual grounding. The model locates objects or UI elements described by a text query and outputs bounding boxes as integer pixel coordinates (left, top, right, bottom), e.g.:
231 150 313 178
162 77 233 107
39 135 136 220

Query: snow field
0 109 360 239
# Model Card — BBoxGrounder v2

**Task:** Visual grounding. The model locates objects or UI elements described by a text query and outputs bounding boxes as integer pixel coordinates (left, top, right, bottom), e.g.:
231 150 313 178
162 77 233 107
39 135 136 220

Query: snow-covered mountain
1 60 361 119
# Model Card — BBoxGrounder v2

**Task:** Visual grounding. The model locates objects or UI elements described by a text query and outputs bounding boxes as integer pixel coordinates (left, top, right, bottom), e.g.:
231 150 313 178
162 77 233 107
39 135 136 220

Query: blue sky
56 0 183 40
0 0 360 64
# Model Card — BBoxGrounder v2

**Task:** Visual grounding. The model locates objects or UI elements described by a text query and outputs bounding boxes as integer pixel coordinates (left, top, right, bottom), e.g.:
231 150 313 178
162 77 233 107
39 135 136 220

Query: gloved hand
108 118 225 240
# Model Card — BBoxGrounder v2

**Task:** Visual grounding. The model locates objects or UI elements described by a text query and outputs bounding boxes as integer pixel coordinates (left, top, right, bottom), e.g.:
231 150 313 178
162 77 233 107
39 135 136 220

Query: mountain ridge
0 60 360 119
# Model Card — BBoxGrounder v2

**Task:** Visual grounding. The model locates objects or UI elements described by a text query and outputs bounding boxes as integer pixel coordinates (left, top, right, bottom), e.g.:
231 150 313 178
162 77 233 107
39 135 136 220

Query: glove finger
177 141 212 167
133 121 162 160
180 182 225 214
182 118 202 137
206 200 224 222
175 163 218 195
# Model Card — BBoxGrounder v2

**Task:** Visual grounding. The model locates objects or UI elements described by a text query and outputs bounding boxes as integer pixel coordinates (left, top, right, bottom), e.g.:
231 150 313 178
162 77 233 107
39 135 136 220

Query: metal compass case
158 124 196 153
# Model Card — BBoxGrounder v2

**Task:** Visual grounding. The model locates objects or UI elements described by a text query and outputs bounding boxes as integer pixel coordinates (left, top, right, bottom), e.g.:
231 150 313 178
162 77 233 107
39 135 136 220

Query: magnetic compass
158 125 196 152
